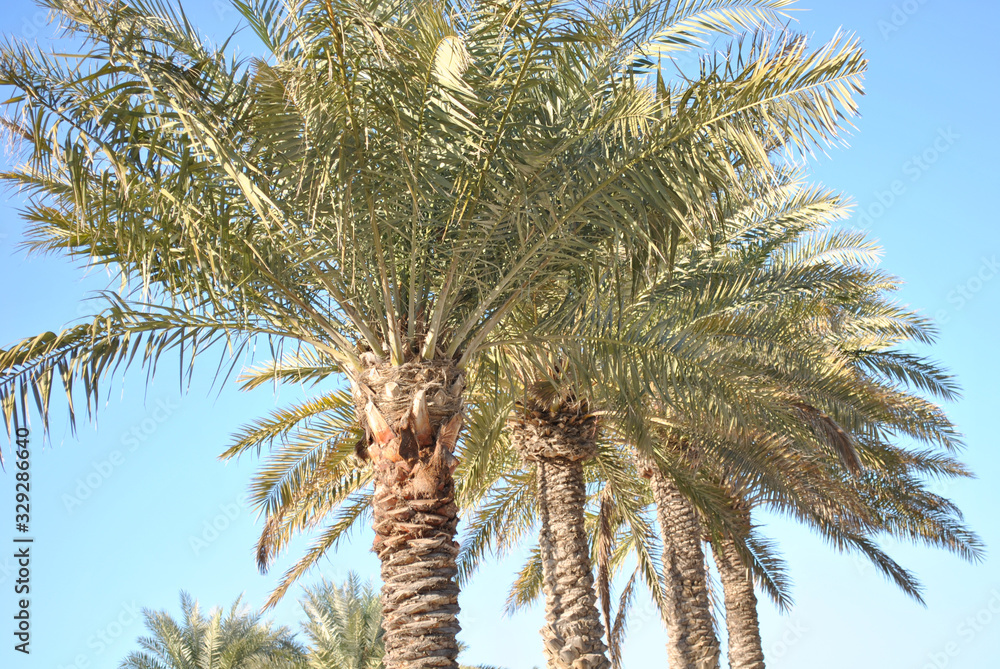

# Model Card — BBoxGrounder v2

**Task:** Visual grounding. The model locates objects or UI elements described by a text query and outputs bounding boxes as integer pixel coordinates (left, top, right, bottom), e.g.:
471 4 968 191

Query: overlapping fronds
3 5 974 662
455 168 978 639
300 573 385 669
0 295 261 434
1 0 867 453
121 592 305 668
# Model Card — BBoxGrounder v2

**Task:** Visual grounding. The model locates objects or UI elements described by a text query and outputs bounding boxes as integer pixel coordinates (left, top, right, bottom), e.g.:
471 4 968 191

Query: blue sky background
0 1 998 667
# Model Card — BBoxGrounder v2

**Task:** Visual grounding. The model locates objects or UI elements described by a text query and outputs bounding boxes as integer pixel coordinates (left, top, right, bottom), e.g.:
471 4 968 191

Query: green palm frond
0 295 262 434
264 489 374 610
300 574 385 669
2 0 868 448
223 389 357 459
120 591 305 669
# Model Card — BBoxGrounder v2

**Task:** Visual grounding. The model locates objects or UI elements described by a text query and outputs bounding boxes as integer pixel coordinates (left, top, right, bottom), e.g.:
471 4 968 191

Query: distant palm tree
120 593 304 669
706 298 985 669
300 574 385 669
302 572 500 669
300 572 504 669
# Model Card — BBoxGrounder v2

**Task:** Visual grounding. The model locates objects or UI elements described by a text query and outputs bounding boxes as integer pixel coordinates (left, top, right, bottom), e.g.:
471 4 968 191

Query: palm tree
120 593 305 669
301 574 385 669
705 287 984 669
623 194 982 667
300 573 504 669
0 1 866 667
506 374 610 669
630 189 981 669
460 174 980 669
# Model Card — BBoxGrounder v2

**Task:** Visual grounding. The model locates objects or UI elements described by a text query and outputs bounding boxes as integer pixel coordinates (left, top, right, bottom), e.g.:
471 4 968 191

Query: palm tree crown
120 593 304 669
300 574 385 669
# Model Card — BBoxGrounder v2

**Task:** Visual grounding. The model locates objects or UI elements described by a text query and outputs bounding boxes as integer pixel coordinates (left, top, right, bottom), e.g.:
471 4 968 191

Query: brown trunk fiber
354 358 465 669
643 462 720 669
714 534 765 669
510 409 611 669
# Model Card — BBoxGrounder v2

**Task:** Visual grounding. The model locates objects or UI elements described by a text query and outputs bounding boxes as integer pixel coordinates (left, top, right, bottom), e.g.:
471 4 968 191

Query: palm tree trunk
354 358 465 669
510 409 611 669
714 532 765 669
643 462 720 669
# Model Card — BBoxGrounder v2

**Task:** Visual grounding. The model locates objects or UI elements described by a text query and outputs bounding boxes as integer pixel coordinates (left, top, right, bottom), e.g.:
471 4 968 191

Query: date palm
630 191 980 669
705 297 983 669
616 210 979 669
0 1 865 667
301 574 386 669
462 174 979 669
458 176 857 663
120 593 305 669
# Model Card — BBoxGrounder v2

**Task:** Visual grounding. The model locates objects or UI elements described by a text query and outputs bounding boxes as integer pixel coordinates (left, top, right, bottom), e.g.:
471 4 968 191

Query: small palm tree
301 574 385 669
120 593 305 669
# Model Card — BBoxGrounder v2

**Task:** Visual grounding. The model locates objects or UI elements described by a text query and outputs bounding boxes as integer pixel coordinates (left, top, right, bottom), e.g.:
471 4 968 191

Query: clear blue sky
0 1 998 667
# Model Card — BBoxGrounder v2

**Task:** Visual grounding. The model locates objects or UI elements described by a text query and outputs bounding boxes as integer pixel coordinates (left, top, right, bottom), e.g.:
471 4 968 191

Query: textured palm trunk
640 460 720 669
714 531 765 669
509 409 611 669
353 357 465 669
